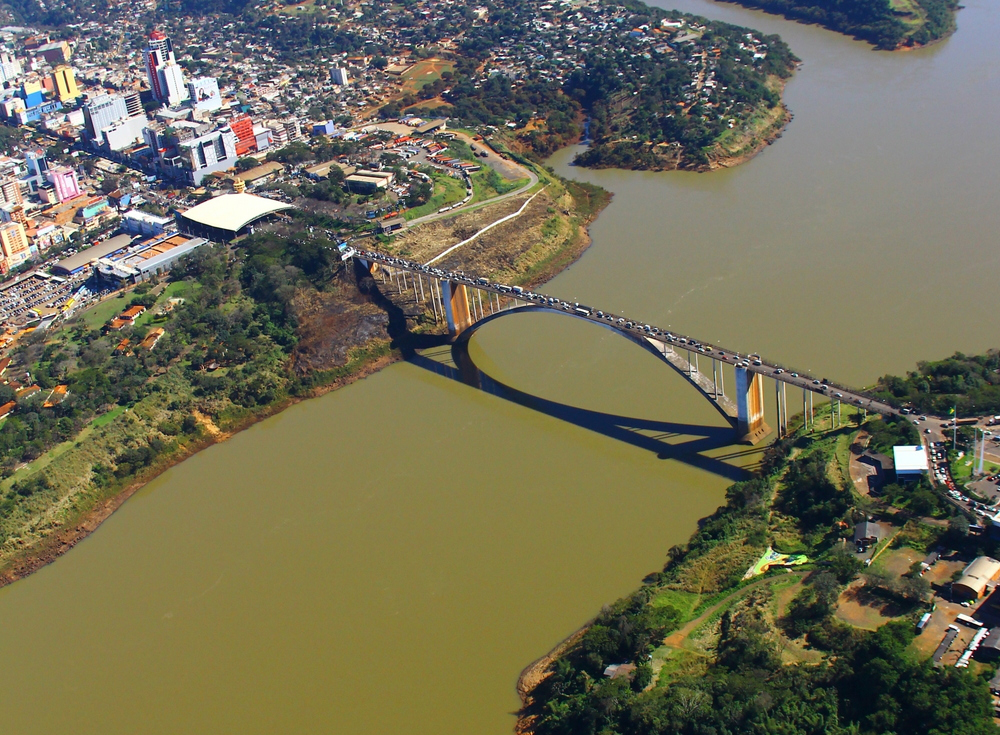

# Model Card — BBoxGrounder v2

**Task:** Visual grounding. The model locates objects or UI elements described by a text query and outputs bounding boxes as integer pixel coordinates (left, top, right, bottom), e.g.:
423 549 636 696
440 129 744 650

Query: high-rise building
228 114 256 156
0 221 30 273
330 67 350 86
25 150 47 180
0 176 23 207
175 125 238 185
144 31 189 107
36 41 71 65
83 93 146 150
123 91 143 117
0 53 22 84
51 66 81 102
187 77 221 112
47 166 81 202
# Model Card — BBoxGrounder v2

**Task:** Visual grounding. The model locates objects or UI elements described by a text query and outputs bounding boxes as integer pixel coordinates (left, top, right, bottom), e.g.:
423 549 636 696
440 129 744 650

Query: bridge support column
442 281 474 339
775 379 783 438
735 366 770 444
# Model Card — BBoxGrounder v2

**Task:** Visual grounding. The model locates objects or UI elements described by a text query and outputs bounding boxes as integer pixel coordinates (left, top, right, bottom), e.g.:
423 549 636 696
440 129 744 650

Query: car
913 420 920 425
926 428 932 434
834 392 843 398
812 379 821 385
752 360 762 366
774 368 784 374
791 372 799 378
919 416 927 421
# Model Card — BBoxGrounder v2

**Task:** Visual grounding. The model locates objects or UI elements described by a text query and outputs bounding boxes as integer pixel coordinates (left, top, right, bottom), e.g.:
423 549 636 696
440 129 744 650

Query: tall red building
229 115 256 156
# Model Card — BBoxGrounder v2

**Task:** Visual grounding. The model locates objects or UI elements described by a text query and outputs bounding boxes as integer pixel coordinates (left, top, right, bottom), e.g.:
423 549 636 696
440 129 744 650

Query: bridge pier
735 366 770 444
442 280 474 339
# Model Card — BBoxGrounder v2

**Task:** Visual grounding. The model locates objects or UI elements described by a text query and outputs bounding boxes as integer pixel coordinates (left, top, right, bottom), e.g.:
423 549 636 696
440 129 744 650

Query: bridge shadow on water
402 338 753 483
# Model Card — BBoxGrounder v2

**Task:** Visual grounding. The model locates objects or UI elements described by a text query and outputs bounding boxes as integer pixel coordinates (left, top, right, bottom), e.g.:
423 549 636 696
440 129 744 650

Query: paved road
405 132 539 228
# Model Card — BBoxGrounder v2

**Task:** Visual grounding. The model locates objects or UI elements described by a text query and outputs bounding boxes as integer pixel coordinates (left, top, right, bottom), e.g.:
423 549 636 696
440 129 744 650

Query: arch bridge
352 248 901 444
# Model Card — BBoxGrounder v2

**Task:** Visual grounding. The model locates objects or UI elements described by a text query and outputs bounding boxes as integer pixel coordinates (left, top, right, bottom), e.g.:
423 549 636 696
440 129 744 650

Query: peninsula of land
716 0 960 49
516 351 1000 735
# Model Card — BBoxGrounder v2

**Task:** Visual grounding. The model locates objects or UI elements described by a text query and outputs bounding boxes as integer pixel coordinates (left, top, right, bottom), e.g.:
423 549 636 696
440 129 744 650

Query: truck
956 613 984 628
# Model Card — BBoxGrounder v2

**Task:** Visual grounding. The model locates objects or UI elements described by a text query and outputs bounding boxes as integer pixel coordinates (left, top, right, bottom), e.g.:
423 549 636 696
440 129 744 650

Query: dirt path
661 572 807 649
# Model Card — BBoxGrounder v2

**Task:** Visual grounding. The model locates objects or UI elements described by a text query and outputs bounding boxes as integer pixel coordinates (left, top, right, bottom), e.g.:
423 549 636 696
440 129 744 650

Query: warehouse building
953 556 1000 600
892 445 929 480
52 233 133 276
95 232 209 285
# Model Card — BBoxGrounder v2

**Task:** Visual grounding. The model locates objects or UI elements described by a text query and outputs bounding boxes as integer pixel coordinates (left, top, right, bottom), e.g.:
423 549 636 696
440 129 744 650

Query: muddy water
2 0 999 732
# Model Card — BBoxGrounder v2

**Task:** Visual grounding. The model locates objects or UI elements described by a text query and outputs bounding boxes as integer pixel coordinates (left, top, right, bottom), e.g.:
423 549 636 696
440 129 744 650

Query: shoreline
711 0 958 52
574 75 794 174
0 348 401 590
0 173 610 590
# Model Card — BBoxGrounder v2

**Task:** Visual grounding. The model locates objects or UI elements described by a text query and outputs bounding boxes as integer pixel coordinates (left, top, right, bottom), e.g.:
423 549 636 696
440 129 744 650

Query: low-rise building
893 445 929 480
953 556 1000 600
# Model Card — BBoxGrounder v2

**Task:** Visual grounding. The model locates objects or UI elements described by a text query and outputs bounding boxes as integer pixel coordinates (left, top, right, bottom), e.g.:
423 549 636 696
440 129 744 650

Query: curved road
406 132 540 228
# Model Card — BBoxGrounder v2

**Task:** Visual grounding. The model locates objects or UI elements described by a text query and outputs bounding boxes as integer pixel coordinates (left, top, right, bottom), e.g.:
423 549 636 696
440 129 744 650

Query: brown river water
1 0 999 732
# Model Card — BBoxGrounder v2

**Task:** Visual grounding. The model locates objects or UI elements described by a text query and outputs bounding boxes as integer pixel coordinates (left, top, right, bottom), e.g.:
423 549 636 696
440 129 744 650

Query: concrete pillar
477 290 484 322
782 382 787 436
735 366 769 443
442 280 473 338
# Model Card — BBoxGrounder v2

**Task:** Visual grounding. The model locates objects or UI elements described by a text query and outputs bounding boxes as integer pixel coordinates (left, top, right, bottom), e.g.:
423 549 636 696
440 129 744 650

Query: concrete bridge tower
735 366 770 444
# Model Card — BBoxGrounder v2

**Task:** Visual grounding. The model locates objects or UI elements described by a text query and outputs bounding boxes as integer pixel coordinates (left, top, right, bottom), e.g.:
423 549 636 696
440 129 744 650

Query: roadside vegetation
871 350 1000 415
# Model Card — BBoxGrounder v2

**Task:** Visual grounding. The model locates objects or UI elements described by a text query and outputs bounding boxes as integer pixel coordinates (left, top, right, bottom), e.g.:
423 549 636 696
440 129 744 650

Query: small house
855 521 882 552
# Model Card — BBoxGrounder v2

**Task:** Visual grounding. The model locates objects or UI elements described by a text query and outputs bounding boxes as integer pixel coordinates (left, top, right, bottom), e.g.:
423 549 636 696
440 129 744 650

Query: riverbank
0 168 609 589
0 342 400 589
572 73 795 173
711 0 960 50
513 411 994 735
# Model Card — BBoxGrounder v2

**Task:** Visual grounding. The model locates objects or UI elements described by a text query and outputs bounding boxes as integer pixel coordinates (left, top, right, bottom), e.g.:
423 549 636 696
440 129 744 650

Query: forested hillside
717 0 959 48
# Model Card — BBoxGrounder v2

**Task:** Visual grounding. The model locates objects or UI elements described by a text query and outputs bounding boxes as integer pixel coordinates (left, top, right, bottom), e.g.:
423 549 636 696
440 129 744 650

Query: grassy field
400 59 454 95
471 171 527 204
78 294 130 331
403 172 466 220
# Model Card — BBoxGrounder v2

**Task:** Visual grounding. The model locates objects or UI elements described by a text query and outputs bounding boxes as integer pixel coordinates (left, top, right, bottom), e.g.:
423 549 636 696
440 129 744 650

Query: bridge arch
450 304 737 426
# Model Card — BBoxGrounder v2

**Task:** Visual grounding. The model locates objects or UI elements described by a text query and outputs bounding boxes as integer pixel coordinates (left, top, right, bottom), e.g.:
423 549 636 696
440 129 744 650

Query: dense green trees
721 0 958 49
872 350 1000 415
528 435 998 735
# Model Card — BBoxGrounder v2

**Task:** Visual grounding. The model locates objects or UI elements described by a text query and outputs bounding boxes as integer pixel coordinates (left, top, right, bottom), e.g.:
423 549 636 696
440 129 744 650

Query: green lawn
403 172 466 220
77 294 130 331
471 170 528 204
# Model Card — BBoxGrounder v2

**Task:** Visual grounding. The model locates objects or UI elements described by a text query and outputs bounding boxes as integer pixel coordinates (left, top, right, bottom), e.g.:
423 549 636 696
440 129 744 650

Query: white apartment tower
330 67 349 86
144 30 190 107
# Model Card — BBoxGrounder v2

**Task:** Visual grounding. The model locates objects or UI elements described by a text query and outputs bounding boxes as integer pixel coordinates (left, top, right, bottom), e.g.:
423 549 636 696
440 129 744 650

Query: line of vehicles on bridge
354 248 891 413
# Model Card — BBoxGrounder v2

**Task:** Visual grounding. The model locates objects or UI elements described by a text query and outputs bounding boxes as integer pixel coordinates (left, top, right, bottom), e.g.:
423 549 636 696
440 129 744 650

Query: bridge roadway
352 247 903 431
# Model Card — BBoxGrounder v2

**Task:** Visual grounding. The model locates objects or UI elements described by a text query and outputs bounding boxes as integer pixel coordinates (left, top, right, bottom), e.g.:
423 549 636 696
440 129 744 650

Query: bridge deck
353 248 901 422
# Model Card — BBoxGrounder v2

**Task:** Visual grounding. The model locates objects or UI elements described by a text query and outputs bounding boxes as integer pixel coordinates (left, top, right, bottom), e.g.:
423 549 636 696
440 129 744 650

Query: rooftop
179 193 293 233
53 234 133 274
893 445 929 473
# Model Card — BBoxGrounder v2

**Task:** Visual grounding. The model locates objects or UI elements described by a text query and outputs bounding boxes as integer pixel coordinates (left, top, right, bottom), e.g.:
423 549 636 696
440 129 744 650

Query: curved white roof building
177 193 294 241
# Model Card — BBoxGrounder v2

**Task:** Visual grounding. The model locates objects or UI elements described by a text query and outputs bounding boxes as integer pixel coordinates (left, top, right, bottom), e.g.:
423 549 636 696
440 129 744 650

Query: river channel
2 0 999 732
